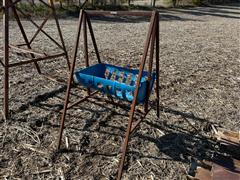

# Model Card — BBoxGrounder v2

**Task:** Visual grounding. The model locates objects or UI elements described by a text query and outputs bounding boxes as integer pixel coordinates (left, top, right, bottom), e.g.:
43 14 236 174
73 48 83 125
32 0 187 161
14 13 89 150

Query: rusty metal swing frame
57 10 159 179
1 0 70 119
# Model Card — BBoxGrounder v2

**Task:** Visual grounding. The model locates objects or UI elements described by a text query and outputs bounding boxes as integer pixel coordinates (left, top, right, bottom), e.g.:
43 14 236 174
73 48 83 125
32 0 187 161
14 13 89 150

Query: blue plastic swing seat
73 63 156 103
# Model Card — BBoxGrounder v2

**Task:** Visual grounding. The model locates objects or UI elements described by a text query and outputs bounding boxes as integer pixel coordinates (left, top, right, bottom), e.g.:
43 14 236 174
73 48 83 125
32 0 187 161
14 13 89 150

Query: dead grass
0 4 239 179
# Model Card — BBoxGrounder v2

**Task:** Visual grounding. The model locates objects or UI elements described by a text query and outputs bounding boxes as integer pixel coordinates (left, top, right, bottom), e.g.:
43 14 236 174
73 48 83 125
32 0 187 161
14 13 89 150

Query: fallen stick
31 169 52 175
21 143 47 155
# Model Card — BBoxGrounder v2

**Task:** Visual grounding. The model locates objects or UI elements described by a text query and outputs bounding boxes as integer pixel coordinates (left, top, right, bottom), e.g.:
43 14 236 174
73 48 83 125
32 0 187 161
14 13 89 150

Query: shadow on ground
87 2 239 23
11 84 219 168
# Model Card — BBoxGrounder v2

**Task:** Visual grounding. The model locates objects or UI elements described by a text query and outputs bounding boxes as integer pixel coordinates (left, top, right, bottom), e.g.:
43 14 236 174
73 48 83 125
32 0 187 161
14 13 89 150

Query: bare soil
0 3 239 179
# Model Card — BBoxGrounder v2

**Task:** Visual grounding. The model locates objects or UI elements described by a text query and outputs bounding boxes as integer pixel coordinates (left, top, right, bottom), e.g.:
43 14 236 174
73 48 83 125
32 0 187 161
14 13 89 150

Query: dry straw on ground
0 4 239 179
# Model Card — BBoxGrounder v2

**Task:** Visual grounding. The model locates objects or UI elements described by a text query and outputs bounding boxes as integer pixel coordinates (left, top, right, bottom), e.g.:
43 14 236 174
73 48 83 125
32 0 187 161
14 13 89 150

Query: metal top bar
85 10 154 17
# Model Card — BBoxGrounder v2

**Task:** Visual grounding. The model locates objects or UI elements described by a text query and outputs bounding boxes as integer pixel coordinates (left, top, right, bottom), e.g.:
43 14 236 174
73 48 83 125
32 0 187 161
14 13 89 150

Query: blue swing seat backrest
73 63 156 104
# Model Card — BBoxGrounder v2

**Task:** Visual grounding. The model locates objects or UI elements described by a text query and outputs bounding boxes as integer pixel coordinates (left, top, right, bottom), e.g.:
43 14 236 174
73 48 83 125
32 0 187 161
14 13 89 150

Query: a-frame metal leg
117 11 157 180
49 0 70 70
85 14 101 64
3 0 9 119
29 13 52 44
10 0 42 74
57 10 84 150
83 13 91 96
144 18 157 113
15 7 66 51
155 13 160 118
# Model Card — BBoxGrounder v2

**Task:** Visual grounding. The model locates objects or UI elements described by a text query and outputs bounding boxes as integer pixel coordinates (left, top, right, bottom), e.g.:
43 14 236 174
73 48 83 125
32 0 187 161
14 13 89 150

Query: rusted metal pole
117 11 157 180
49 0 70 70
57 10 84 150
155 12 160 118
83 15 89 67
60 91 98 112
9 44 47 56
83 14 90 95
0 0 21 12
15 7 65 51
9 0 42 74
9 53 65 67
85 13 101 64
130 108 151 133
144 17 156 113
3 0 9 119
86 11 152 17
38 0 52 8
79 0 88 9
29 13 52 44
0 59 5 67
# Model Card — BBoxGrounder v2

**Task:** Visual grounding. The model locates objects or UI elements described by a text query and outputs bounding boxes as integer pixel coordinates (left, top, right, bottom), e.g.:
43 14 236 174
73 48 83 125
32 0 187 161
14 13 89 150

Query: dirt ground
0 3 239 179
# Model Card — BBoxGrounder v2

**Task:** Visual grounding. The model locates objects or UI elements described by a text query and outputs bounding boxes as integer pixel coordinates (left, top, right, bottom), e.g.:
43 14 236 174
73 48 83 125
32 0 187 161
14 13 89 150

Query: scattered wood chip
213 127 240 146
65 136 69 149
58 167 65 180
21 143 47 155
32 169 52 175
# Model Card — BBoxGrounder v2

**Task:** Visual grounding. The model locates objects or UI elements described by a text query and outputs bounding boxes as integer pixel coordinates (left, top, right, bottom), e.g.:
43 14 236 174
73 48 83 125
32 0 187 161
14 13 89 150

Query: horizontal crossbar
8 52 65 67
15 43 28 47
130 107 152 133
15 7 65 51
65 90 99 111
85 10 153 17
9 44 47 57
